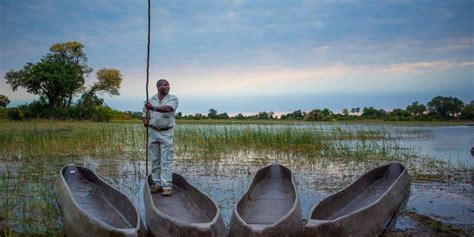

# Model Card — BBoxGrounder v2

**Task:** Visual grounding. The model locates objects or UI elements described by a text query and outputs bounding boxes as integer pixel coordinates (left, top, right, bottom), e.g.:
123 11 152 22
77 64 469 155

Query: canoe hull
304 162 410 237
54 165 146 237
144 173 226 237
229 164 302 237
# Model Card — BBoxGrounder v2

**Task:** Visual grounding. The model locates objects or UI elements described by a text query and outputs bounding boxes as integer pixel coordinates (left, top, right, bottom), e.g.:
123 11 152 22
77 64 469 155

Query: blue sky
1 0 472 115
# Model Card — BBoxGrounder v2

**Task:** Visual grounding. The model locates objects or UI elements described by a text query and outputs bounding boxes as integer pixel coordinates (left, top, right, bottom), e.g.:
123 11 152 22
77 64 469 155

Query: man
144 79 179 196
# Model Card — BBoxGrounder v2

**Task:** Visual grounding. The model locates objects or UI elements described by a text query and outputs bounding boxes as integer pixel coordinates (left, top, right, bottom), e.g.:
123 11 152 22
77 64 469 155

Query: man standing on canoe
144 79 179 196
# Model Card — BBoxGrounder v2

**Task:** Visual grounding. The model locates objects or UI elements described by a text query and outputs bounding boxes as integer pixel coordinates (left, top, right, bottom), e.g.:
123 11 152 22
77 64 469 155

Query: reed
0 121 398 161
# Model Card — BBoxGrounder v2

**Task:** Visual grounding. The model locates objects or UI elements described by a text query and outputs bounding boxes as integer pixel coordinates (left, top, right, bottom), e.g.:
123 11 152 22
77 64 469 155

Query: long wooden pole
145 0 151 177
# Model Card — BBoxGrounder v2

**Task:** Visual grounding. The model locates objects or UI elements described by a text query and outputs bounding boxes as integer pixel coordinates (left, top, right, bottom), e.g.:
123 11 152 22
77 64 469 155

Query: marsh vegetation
0 120 472 236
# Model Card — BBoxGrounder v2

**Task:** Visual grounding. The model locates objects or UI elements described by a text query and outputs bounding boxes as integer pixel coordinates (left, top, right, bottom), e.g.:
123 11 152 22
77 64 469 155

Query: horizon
1 0 473 115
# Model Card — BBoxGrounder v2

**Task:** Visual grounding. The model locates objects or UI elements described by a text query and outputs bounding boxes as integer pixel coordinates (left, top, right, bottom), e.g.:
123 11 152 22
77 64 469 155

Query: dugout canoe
54 164 146 237
304 162 410 237
143 173 226 237
229 163 302 237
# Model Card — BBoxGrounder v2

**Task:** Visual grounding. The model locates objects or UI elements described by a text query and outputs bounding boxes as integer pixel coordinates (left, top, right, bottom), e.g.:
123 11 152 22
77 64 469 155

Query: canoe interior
310 163 405 220
237 164 295 225
63 166 137 228
148 174 217 223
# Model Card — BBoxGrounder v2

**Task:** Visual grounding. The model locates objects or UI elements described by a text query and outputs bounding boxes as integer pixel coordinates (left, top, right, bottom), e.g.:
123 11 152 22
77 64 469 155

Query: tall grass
175 124 399 160
0 121 144 160
0 122 397 161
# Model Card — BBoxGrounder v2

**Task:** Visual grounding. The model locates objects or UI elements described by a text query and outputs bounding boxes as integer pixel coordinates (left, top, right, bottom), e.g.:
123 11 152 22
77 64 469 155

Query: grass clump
405 211 465 235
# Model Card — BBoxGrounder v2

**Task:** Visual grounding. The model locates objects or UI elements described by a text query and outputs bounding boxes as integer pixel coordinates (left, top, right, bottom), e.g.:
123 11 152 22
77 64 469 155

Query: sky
1 0 473 115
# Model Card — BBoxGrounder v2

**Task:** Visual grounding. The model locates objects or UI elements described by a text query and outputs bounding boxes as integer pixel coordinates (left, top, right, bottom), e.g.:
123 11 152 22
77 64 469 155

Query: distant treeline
1 95 472 122
177 96 474 121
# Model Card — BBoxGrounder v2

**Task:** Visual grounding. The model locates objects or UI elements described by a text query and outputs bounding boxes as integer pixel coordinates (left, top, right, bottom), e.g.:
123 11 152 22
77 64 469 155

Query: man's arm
145 103 174 112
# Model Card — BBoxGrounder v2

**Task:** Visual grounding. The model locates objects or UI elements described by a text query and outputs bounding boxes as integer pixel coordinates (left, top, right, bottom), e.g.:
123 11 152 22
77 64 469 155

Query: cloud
122 60 472 98
313 21 324 27
314 46 331 55
432 38 474 52
381 61 456 74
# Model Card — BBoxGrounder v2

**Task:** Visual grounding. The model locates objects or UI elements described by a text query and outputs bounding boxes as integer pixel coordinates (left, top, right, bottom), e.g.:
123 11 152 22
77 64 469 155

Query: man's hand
145 102 154 111
143 117 150 128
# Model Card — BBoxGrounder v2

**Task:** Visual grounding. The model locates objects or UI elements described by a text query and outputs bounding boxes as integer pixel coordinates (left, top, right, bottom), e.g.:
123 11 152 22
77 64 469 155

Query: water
1 123 473 235
128 124 473 234
86 157 472 235
403 126 473 163
179 123 474 164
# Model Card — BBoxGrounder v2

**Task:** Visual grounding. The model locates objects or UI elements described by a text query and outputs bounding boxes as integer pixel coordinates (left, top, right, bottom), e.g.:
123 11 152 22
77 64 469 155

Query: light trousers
148 129 174 189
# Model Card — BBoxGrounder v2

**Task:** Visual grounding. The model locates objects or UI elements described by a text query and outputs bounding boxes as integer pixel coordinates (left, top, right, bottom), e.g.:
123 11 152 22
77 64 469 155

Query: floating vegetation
403 210 466 235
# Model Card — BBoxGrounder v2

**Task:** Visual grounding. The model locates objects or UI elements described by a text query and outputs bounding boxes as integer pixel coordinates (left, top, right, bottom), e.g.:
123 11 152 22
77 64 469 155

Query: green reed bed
0 122 399 161
174 125 397 160
0 121 145 160
1 162 63 236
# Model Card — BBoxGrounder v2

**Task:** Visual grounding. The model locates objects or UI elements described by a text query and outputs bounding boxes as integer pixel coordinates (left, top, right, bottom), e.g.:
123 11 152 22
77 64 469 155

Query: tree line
177 96 474 121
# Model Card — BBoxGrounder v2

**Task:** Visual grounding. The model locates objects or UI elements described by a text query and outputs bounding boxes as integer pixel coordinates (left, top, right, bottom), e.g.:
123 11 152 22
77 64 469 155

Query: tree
4 41 92 109
461 101 474 120
257 111 274 119
216 112 229 119
79 68 122 107
362 107 386 119
305 109 322 121
321 108 333 118
5 54 83 109
342 108 349 116
0 94 10 108
49 41 92 108
284 110 304 120
406 101 426 116
90 68 122 96
427 96 464 118
390 108 409 117
208 109 218 119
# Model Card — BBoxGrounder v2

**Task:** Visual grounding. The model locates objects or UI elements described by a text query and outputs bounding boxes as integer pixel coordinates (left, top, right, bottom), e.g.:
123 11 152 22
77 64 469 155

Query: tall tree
362 107 386 119
305 109 322 121
79 68 122 108
50 41 92 108
5 54 83 109
427 96 464 118
321 108 333 118
90 68 122 96
406 101 426 116
0 94 10 108
461 101 474 120
4 41 91 109
208 109 218 119
257 111 269 119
